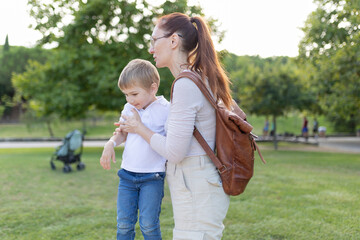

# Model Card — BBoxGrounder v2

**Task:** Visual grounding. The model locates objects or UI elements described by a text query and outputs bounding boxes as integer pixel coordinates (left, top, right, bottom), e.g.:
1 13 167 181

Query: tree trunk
349 114 356 134
82 119 87 136
273 115 278 150
46 120 54 138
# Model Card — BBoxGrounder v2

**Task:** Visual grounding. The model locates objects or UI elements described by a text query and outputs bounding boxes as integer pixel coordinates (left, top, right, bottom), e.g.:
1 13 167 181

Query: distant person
313 118 319 137
270 122 275 137
319 126 327 137
99 59 169 240
302 117 309 140
263 118 269 138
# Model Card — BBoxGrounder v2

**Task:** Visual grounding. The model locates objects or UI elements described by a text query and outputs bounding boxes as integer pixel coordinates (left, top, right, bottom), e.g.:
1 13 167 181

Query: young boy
100 59 169 240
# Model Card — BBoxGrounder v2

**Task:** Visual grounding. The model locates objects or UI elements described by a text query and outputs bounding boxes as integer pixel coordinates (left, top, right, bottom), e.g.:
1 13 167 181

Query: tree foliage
0 47 48 98
15 0 220 119
299 0 360 132
224 54 313 116
0 44 49 119
224 54 314 149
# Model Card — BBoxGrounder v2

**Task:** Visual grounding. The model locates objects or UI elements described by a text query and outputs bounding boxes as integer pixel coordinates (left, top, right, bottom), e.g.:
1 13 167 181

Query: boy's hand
100 141 116 170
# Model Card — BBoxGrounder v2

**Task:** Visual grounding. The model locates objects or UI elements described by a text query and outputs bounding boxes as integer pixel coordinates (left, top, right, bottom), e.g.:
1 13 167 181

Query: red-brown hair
157 12 232 109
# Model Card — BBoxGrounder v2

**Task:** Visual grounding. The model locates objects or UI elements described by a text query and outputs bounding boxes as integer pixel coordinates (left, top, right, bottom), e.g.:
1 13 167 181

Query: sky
0 0 317 58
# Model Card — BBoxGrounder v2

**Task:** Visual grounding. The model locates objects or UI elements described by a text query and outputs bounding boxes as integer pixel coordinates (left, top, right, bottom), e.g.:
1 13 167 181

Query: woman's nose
149 45 154 54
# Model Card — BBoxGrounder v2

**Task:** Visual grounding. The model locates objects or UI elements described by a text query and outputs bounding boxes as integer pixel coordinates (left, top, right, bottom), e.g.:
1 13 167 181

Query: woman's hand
100 141 116 170
115 108 155 144
120 109 143 134
113 122 122 135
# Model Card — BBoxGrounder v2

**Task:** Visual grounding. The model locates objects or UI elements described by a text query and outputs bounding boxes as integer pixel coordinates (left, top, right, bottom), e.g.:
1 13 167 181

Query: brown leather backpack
172 71 266 196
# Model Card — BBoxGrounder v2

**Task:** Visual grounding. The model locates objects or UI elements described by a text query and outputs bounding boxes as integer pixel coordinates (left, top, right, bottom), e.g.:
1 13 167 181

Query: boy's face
121 83 157 110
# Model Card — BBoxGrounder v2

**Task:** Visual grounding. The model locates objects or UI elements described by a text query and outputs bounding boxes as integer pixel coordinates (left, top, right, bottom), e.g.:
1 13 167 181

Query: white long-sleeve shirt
150 74 216 163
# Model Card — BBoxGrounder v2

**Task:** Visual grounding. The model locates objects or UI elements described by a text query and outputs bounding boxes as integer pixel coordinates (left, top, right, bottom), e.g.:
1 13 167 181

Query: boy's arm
99 124 127 170
110 128 127 146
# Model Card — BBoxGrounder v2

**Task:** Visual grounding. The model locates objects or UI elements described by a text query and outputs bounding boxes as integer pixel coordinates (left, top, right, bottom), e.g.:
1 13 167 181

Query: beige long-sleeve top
150 74 216 163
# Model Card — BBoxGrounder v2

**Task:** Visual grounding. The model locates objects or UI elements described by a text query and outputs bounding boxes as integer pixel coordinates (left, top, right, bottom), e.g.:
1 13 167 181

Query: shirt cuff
108 139 117 147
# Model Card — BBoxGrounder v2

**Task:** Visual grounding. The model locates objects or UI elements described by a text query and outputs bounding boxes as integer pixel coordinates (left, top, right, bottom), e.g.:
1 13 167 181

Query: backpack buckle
218 165 228 174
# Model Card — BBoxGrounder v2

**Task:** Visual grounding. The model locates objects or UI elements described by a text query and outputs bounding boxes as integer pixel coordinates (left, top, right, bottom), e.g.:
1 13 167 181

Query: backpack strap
255 141 266 164
171 71 217 108
171 71 227 172
251 133 267 164
172 71 266 165
193 127 228 173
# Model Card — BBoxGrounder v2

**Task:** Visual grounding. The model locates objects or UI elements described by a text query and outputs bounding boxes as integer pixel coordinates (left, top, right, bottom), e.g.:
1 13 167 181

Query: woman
120 12 232 240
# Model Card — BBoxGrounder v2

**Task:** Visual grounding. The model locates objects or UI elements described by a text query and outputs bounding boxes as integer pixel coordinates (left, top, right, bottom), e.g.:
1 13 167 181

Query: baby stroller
50 129 85 173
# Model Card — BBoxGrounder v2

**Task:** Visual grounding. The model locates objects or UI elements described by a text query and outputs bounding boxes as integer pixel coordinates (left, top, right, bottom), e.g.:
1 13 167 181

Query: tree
13 60 61 136
298 0 360 133
0 35 10 119
227 55 314 149
3 35 9 52
0 46 48 120
15 0 221 121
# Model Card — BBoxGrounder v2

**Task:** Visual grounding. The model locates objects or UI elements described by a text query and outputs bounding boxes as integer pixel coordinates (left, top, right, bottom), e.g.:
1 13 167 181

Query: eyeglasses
150 35 168 48
150 33 183 48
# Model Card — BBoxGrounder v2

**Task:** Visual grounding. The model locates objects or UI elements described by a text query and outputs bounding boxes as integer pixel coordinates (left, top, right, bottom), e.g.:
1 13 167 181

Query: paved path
260 137 360 153
316 137 360 153
0 140 109 149
0 137 359 153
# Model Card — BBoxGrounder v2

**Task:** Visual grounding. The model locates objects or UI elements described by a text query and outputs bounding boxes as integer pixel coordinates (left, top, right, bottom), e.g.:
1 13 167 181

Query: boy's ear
150 82 158 94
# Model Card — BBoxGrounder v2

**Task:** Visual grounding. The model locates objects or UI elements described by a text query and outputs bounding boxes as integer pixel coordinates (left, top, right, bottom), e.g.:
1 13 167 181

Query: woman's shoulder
173 78 203 102
172 77 206 111
174 72 212 99
176 70 210 89
174 76 199 91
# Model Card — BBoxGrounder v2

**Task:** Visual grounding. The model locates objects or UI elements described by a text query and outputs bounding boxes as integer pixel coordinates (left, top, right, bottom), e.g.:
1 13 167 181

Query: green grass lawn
0 146 359 240
0 115 335 139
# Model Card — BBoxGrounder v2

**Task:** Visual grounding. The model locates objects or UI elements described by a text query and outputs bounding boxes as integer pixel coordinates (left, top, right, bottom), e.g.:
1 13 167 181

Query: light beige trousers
166 155 230 240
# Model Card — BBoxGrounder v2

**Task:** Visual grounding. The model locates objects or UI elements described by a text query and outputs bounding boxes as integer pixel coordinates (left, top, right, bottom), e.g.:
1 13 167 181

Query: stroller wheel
77 162 85 171
50 161 56 170
63 165 72 173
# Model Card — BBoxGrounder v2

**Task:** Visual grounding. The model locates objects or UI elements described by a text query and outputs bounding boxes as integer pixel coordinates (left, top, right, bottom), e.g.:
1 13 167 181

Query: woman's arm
121 78 204 163
150 78 202 162
120 111 154 143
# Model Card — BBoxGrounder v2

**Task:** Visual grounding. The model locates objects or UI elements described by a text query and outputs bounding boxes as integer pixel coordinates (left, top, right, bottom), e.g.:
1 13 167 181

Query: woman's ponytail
158 13 232 109
189 16 232 109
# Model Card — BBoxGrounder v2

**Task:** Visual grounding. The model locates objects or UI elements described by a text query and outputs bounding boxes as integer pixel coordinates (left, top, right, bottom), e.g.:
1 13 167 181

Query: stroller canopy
57 130 83 157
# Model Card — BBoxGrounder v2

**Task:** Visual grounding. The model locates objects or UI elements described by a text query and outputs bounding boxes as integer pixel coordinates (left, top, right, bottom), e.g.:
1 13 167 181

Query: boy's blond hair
118 59 160 90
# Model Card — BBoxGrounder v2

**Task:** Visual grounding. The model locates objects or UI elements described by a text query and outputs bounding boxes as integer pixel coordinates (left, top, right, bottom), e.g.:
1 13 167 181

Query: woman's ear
170 33 180 49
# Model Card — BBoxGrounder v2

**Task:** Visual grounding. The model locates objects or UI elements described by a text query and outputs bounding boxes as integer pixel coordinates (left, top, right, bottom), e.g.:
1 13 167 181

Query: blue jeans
116 169 165 240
